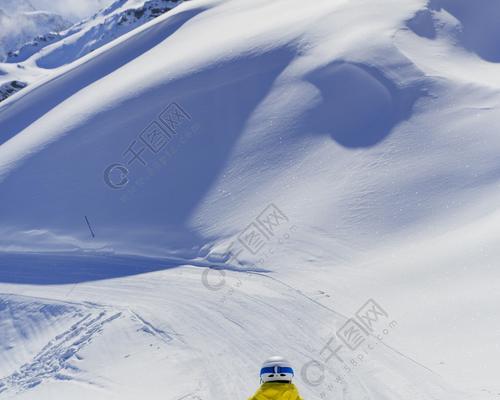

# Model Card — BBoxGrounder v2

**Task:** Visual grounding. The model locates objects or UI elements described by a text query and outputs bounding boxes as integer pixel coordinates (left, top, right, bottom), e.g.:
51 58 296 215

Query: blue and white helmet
260 356 294 383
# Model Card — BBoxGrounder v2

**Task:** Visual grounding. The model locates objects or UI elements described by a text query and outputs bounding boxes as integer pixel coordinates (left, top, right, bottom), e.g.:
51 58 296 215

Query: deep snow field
1 0 500 399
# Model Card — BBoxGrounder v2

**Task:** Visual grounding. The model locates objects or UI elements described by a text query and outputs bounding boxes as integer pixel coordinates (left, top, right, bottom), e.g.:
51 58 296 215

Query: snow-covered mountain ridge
0 0 185 104
5 0 184 66
0 0 499 399
0 8 71 61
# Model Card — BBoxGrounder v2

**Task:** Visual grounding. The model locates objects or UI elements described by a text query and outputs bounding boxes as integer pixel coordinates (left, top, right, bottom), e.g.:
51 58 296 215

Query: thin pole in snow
84 215 96 238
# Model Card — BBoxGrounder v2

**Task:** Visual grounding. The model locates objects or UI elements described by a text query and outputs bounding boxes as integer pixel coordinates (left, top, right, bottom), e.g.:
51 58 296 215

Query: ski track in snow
0 0 499 398
0 261 479 400
0 304 113 394
0 296 179 396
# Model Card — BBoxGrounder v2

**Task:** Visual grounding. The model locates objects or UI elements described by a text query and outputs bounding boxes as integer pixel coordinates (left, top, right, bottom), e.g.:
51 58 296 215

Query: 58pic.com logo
301 299 397 397
104 102 195 190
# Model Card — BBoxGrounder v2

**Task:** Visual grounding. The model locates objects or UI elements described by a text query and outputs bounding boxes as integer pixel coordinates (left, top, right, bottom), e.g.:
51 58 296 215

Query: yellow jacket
248 382 303 400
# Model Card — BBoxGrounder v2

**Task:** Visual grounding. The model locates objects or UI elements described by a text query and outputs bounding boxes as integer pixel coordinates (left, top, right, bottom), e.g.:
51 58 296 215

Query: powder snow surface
0 0 499 399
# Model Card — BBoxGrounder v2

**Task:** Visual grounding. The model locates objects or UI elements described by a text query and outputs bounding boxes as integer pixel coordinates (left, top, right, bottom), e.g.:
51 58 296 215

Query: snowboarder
248 356 303 400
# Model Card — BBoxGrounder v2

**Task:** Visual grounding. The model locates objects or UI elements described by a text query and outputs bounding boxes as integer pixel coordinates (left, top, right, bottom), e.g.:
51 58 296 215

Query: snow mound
305 61 425 147
407 0 500 63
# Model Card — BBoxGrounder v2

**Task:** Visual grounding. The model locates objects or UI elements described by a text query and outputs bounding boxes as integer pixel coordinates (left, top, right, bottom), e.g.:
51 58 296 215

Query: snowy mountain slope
0 264 467 400
0 8 71 61
1 0 500 399
5 0 184 65
0 0 185 104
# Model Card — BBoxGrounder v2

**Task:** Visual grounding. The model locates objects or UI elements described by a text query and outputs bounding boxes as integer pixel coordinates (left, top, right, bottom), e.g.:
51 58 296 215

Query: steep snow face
0 0 500 399
0 0 433 255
